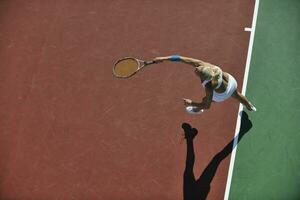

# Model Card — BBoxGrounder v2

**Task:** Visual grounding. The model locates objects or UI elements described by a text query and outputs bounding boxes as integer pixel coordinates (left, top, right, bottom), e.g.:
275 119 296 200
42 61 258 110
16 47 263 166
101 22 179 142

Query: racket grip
145 60 161 65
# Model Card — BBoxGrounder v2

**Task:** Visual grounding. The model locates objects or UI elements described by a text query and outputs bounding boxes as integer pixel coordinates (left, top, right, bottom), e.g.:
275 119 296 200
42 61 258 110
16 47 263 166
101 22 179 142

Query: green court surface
229 0 300 199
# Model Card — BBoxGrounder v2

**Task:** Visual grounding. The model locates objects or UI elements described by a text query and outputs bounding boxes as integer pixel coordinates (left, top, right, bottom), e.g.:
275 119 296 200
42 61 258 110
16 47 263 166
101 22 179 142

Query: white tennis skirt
212 74 237 102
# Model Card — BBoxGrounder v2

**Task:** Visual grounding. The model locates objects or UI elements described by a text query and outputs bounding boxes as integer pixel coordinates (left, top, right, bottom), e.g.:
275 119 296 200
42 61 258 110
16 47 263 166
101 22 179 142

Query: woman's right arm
154 55 206 67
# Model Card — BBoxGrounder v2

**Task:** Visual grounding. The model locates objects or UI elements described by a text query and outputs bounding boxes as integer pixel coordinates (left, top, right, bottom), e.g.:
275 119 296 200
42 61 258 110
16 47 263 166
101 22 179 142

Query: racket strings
114 58 140 77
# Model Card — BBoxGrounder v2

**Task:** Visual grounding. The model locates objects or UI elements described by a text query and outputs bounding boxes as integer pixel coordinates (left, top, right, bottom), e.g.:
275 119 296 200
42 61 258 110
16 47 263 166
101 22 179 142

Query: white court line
244 27 252 32
223 0 260 200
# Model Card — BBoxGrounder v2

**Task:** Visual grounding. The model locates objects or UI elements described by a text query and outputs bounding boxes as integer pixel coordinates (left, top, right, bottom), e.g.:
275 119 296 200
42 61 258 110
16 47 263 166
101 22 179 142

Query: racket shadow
182 111 252 200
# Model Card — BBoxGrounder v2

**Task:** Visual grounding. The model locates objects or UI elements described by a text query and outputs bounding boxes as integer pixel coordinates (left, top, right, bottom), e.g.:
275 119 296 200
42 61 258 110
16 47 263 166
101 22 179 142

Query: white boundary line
244 27 252 32
223 0 260 199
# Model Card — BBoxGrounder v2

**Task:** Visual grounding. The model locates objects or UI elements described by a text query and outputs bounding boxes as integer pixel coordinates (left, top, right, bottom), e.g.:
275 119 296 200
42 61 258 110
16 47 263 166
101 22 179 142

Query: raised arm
154 55 207 67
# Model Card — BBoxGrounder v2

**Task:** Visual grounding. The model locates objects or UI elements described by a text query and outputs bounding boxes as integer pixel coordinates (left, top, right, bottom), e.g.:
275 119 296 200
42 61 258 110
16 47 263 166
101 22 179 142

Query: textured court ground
0 0 299 199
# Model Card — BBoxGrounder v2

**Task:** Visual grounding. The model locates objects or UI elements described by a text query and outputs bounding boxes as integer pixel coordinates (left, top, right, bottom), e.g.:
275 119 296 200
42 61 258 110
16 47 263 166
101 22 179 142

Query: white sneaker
249 104 257 112
186 106 204 114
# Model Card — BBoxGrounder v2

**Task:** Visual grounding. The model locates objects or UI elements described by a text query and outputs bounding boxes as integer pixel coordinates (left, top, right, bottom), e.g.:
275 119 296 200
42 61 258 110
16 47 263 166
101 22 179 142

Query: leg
231 90 256 111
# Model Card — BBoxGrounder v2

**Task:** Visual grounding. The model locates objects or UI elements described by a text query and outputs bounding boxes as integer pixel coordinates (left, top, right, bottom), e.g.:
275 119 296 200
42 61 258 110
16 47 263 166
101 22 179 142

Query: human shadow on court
182 111 252 200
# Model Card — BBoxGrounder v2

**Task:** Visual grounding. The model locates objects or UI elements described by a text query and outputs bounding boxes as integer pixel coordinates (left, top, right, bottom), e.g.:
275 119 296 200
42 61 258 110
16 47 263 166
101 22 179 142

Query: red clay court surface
0 1 254 199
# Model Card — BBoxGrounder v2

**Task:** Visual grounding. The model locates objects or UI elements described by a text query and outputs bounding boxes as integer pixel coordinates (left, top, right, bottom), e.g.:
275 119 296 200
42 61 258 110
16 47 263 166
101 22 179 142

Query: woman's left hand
183 98 193 106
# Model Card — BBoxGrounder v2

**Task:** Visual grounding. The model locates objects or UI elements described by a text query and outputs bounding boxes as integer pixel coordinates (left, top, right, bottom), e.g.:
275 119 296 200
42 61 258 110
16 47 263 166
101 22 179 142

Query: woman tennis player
153 55 257 114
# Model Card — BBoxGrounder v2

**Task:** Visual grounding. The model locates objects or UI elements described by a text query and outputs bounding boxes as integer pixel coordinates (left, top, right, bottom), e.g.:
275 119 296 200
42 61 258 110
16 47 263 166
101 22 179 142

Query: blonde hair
197 66 222 81
201 67 213 80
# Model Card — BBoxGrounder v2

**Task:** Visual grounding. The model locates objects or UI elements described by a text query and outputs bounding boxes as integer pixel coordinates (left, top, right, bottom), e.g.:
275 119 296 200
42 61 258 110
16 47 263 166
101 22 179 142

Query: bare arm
154 55 207 67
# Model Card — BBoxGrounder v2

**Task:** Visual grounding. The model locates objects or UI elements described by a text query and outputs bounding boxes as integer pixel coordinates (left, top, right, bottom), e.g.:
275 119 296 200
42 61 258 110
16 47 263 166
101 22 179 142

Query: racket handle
144 60 161 65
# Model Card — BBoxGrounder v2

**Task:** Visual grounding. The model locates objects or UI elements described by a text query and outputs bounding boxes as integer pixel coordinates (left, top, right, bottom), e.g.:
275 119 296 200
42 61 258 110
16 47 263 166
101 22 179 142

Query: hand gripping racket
113 57 160 78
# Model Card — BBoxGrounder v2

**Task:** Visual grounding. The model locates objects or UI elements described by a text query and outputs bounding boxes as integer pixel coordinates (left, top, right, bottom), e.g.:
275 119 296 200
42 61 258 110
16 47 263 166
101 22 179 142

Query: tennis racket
113 57 160 78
